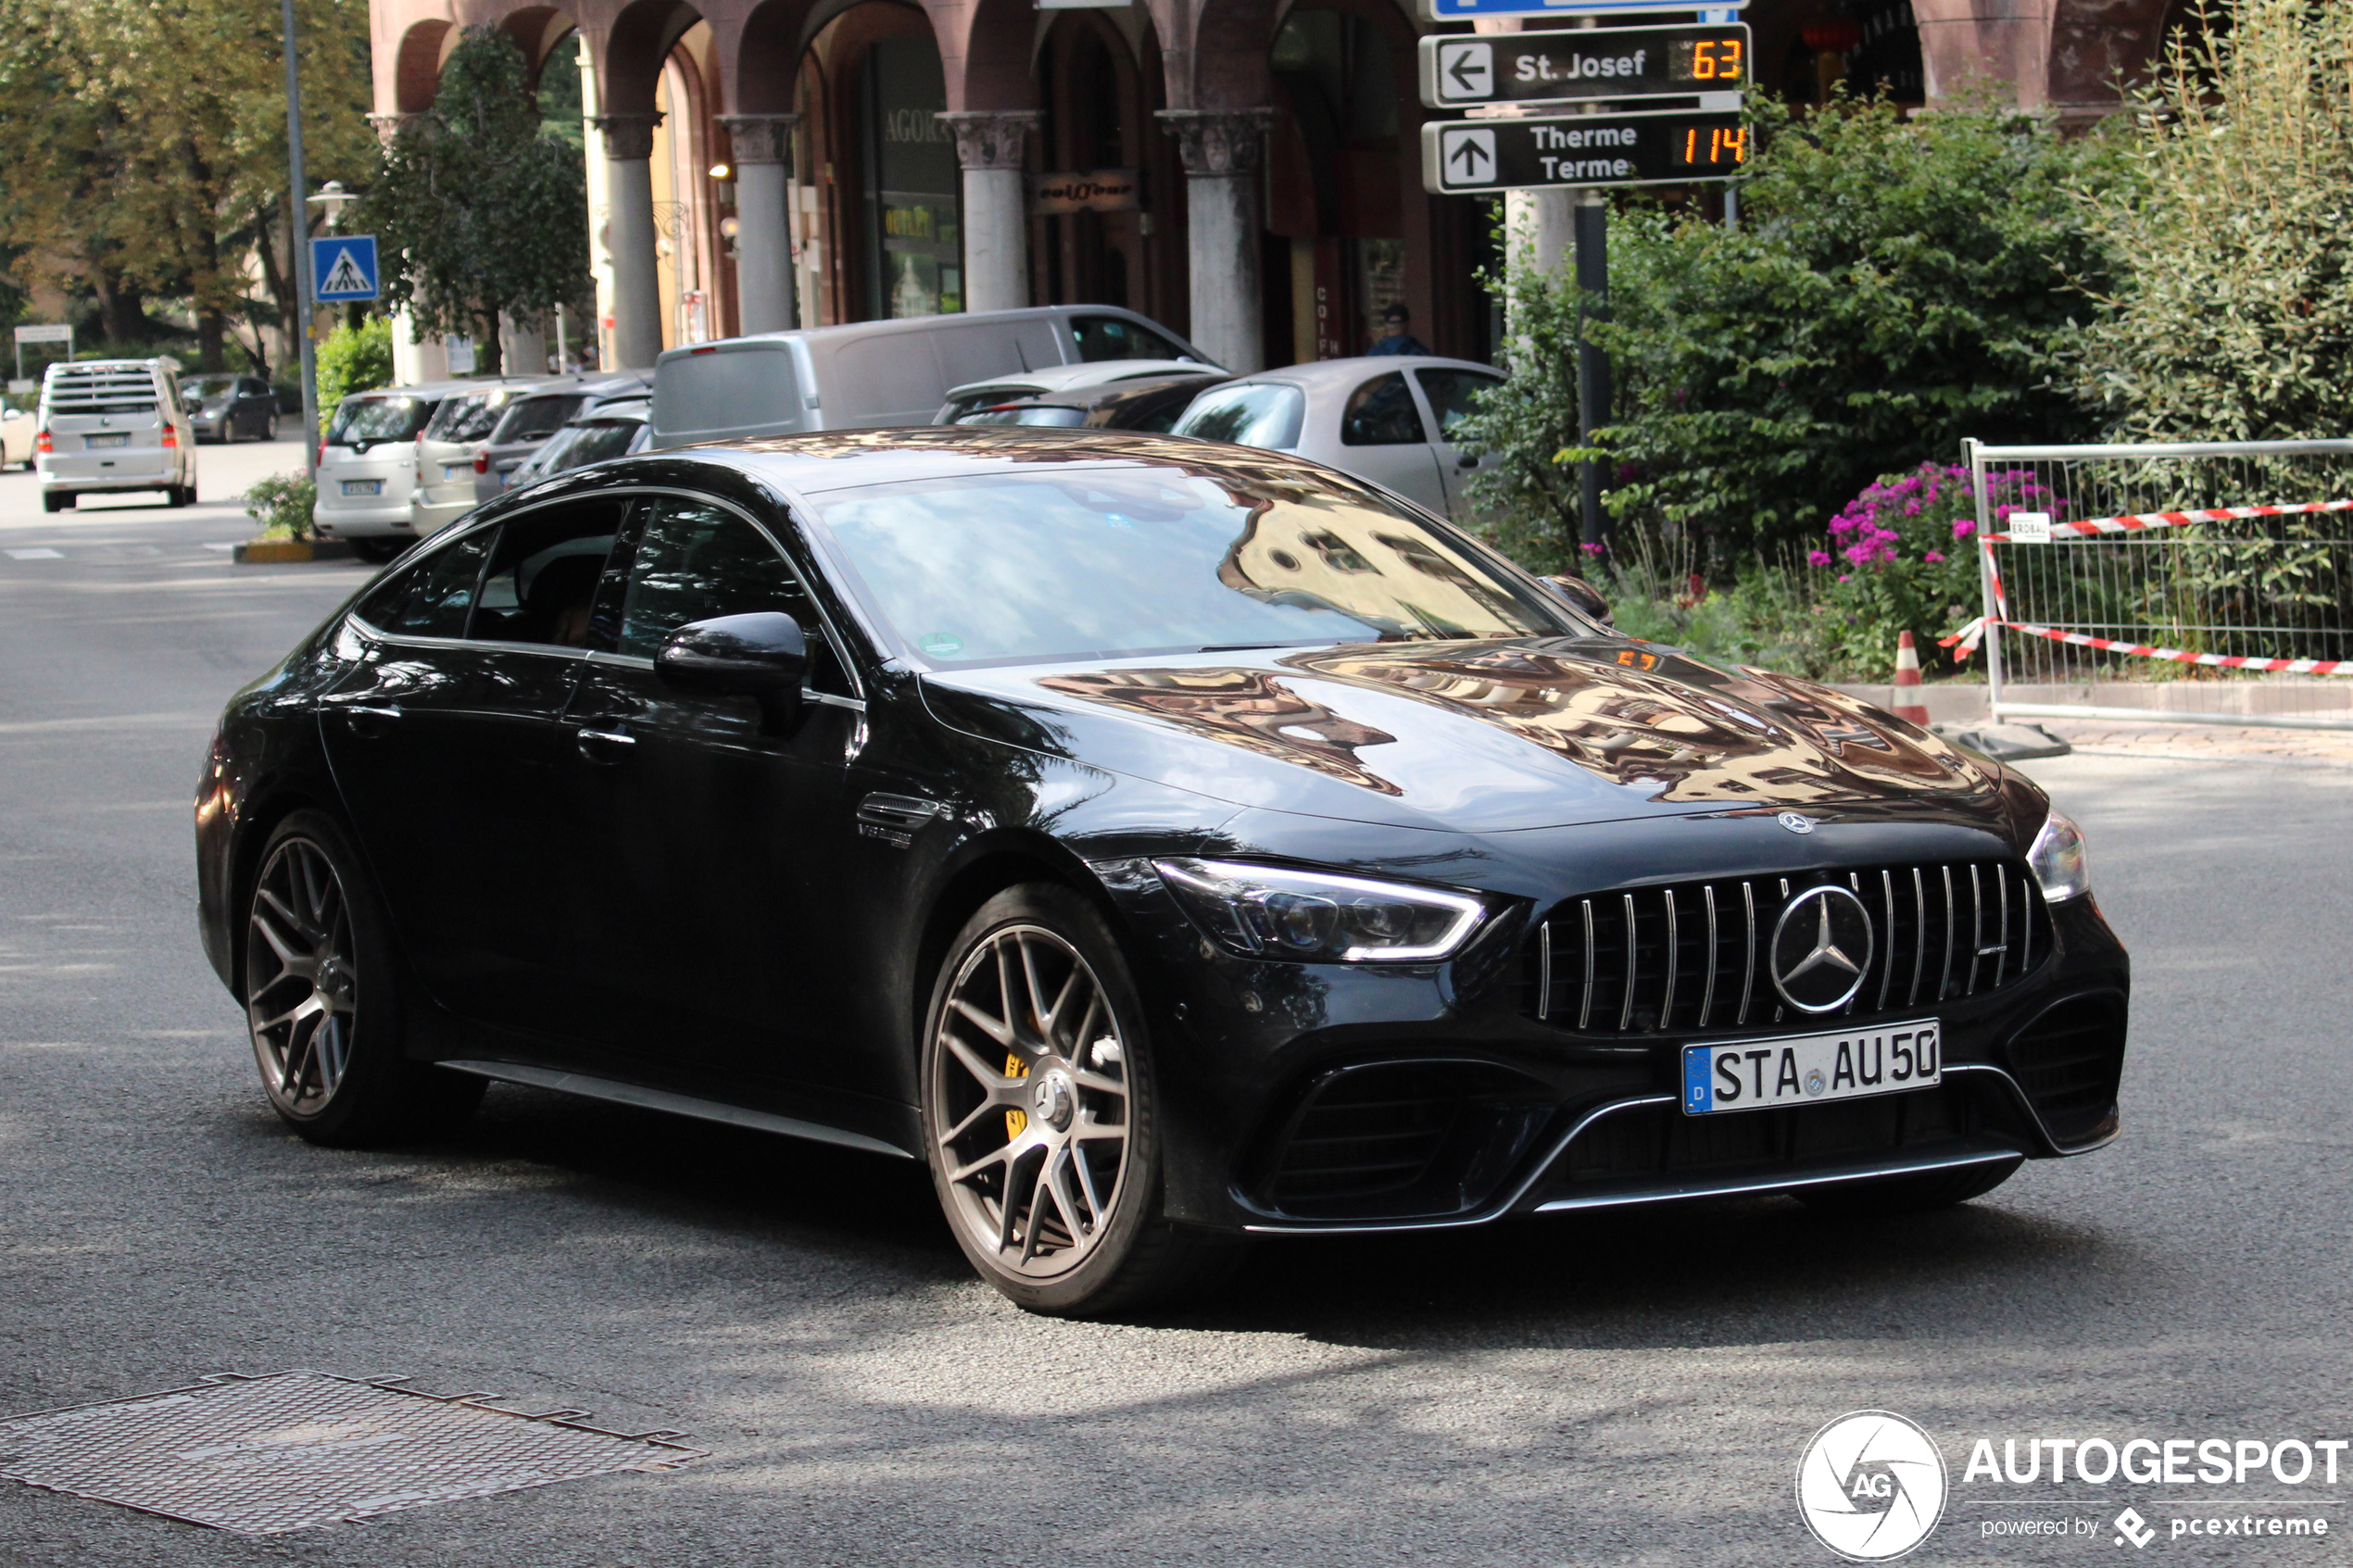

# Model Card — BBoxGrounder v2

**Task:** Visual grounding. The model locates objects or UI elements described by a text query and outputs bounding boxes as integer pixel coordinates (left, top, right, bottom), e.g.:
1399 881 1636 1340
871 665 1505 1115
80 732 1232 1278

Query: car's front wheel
244 810 482 1146
921 883 1235 1316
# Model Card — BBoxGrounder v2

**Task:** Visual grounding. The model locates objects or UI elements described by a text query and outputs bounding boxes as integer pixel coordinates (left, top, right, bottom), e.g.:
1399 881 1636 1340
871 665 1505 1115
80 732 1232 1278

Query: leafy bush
314 315 392 414
2076 0 2353 440
244 471 315 540
1457 94 2115 571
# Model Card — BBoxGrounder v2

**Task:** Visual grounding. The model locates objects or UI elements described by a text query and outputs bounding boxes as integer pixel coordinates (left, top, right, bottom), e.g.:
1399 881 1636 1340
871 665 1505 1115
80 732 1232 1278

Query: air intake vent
1527 860 2048 1035
1267 1064 1463 1206
2006 993 2125 1146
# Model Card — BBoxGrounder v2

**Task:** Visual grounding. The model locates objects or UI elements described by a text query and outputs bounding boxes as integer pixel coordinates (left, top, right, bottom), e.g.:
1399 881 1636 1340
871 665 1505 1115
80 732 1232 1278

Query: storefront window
863 37 962 319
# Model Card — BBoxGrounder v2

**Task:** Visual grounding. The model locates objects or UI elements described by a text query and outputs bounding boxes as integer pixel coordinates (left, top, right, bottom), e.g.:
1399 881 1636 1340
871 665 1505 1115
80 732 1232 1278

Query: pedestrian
1366 302 1430 357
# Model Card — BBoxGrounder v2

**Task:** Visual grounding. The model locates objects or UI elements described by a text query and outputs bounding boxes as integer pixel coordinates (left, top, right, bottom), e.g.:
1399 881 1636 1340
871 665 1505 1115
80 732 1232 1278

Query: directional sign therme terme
1422 108 1747 194
1419 26 1749 108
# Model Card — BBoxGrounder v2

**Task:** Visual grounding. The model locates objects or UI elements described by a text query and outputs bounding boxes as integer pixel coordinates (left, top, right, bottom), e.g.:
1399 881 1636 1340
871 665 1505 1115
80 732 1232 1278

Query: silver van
648 307 1210 448
36 359 198 512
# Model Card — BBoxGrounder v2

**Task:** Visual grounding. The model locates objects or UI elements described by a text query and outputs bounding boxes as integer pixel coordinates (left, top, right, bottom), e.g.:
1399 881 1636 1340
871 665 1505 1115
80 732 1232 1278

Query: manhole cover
0 1371 704 1535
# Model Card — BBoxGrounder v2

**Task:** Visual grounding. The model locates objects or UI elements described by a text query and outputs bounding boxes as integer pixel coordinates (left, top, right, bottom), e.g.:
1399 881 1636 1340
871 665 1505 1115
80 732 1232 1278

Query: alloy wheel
931 924 1132 1278
245 836 359 1116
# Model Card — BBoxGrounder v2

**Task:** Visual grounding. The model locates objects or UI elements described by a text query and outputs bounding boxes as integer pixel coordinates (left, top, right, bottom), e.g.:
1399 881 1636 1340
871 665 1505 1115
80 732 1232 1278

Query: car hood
920 638 2005 834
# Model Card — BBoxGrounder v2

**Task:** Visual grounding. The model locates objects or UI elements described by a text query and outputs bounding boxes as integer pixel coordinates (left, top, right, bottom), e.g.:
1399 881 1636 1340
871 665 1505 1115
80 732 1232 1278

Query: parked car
942 371 1228 433
502 395 652 489
197 426 2128 1318
1170 356 1504 521
184 374 279 443
477 372 652 498
935 359 1224 424
649 306 1212 447
36 358 198 512
409 378 558 537
310 381 476 562
0 406 34 470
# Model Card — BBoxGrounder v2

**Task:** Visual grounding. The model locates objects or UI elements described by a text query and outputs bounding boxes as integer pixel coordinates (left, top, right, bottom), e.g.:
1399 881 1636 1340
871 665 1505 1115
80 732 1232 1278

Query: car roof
351 379 483 400
945 359 1223 400
1216 356 1502 390
623 426 1361 497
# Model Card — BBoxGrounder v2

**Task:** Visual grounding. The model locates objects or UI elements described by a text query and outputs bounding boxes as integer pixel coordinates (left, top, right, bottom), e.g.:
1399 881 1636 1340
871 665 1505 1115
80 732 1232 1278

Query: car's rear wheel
244 810 482 1146
42 491 69 512
168 483 191 508
921 884 1236 1316
1796 1157 2020 1215
349 537 404 565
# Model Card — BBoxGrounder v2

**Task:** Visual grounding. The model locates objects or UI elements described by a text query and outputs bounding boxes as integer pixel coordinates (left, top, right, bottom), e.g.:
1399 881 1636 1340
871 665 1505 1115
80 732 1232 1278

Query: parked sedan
184 374 279 443
197 429 2128 1317
1171 356 1504 521
943 370 1229 433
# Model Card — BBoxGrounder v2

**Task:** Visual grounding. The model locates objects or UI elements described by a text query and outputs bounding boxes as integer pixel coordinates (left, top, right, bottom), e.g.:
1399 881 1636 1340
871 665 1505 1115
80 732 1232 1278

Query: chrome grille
1527 860 2048 1035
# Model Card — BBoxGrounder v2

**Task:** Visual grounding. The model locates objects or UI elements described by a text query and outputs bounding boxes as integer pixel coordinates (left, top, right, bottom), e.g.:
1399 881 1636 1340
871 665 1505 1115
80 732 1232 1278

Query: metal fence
1964 437 2353 729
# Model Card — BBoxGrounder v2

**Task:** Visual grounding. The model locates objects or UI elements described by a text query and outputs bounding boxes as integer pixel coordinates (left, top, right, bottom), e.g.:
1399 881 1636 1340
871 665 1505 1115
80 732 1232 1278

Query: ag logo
1795 1411 1946 1561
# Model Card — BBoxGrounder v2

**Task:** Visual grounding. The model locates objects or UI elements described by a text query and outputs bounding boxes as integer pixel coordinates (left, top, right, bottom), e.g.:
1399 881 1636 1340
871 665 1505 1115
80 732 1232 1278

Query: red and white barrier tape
1984 497 2353 543
1942 615 2353 673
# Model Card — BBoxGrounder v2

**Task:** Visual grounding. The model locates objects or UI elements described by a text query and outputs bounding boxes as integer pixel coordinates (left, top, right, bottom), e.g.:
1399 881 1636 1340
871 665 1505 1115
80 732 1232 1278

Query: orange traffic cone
1893 631 1930 725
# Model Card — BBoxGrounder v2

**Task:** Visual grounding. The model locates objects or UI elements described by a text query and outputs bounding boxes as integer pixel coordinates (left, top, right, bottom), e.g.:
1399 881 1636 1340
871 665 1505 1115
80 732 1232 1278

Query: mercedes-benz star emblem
1770 884 1875 1013
1777 810 1816 834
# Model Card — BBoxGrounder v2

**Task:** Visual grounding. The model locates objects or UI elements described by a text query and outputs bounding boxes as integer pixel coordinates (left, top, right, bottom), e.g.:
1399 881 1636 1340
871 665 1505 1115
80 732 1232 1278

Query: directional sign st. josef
1418 25 1749 108
1421 108 1747 194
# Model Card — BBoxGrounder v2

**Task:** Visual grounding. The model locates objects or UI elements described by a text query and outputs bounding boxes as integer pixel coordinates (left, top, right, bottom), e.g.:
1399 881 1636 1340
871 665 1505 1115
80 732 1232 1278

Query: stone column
594 112 666 369
1155 108 1274 374
719 114 801 335
937 111 1039 316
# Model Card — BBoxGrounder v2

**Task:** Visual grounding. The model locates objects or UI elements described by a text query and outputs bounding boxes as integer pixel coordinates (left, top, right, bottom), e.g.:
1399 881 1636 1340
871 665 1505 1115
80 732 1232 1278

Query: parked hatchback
1171 357 1504 521
183 374 279 443
310 382 474 561
410 379 555 537
37 359 198 512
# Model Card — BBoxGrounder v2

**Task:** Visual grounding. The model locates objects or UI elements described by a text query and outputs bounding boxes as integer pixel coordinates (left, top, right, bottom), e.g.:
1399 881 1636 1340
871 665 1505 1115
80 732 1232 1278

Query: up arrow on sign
1441 127 1496 182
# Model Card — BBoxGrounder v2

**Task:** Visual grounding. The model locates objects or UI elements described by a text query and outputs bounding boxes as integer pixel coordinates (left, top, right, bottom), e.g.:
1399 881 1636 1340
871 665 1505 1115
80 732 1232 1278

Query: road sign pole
1574 195 1611 551
282 0 320 478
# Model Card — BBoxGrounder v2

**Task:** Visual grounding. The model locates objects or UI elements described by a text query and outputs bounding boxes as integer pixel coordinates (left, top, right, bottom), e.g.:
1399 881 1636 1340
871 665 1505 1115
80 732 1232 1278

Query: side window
354 532 493 639
1412 369 1502 442
616 498 849 695
1341 372 1426 446
470 498 631 648
1070 315 1187 363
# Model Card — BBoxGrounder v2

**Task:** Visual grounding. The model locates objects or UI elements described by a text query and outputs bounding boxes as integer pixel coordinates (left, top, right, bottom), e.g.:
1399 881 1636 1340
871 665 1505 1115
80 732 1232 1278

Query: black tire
920 883 1239 1317
349 536 405 565
242 809 484 1147
168 483 191 508
1796 1157 2021 1216
42 491 69 512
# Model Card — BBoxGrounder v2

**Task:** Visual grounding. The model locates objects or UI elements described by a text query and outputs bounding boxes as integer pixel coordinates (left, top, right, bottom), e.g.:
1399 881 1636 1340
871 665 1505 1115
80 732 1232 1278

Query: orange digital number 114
1681 126 1749 166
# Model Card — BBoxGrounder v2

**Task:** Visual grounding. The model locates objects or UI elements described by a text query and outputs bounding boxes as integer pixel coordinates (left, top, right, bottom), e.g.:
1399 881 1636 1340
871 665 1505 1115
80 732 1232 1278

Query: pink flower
1579 541 1604 556
1837 574 1851 583
1952 520 1975 539
1806 549 1832 567
1924 550 1945 563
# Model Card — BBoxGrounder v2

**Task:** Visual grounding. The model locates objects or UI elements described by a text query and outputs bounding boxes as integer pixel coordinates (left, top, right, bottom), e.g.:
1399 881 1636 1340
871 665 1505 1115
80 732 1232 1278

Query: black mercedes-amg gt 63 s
195 429 2128 1315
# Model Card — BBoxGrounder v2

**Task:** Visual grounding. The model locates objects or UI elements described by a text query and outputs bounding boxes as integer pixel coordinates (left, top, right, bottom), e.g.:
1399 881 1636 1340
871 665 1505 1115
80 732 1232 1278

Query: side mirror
1542 573 1613 626
656 611 808 730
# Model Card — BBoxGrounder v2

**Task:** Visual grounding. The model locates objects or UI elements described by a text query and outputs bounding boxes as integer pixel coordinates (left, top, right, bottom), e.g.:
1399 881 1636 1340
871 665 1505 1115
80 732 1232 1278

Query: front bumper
1104 856 2129 1235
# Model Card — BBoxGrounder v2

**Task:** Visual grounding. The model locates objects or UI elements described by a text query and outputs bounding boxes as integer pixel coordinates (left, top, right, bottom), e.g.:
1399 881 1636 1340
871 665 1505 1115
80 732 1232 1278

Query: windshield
425 389 516 443
1172 383 1305 450
807 464 1567 668
551 417 643 471
494 394 584 444
327 395 432 445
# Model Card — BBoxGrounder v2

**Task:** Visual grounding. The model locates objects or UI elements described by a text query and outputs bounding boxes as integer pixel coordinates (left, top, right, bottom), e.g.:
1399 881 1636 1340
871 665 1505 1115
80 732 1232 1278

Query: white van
36 359 198 512
310 380 480 563
648 307 1211 448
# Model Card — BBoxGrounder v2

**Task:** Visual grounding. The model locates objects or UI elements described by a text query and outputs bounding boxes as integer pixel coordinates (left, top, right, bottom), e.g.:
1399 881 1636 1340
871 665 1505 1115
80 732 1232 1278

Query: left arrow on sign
1438 41 1492 101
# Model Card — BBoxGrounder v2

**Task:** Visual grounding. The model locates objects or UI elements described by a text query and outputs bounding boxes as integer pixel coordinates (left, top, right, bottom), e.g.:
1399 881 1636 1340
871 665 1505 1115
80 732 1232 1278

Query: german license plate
85 433 128 448
1681 1020 1941 1115
341 479 383 496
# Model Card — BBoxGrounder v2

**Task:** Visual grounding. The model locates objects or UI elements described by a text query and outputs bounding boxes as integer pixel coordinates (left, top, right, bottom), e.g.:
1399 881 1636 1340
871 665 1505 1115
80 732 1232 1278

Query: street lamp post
280 0 320 477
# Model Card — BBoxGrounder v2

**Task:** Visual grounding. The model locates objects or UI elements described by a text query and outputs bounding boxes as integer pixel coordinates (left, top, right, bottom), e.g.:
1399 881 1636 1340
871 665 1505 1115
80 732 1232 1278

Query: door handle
576 726 635 762
1456 454 1479 470
343 704 400 738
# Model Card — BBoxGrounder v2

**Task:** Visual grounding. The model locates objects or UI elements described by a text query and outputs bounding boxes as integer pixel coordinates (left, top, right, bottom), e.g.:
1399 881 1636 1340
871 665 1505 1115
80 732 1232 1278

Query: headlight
2027 810 2091 901
1153 858 1489 962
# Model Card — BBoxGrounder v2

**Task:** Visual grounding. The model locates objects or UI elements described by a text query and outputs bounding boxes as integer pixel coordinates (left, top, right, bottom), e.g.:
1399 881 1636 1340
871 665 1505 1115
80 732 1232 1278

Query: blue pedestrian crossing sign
312 235 380 302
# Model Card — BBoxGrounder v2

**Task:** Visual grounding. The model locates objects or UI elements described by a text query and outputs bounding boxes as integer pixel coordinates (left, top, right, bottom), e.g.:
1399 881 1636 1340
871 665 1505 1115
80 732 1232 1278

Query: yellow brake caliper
1004 1053 1029 1140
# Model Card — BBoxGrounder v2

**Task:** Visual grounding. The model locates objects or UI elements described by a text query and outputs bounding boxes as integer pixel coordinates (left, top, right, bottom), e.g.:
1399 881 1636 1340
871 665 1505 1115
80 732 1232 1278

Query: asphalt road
2 447 2348 1566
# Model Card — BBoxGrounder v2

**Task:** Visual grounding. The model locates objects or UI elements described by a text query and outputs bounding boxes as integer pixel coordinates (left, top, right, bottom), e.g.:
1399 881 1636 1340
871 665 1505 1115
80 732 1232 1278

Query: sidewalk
2035 717 2353 769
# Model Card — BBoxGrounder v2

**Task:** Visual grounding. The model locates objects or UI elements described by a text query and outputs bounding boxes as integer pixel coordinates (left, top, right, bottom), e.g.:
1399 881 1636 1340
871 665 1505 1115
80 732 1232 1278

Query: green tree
2077 0 2353 440
359 27 590 378
1458 94 2116 570
314 314 393 411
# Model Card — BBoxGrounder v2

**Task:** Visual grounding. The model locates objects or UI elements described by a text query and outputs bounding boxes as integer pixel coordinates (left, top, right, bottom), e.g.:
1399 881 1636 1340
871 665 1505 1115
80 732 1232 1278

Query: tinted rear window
494 395 585 444
1172 383 1305 450
553 419 644 470
327 395 433 445
652 346 804 440
1070 316 1188 362
955 405 1088 427
425 389 518 443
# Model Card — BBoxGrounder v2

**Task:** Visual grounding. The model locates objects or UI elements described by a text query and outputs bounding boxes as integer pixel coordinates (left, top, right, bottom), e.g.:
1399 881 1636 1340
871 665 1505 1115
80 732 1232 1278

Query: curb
233 538 353 565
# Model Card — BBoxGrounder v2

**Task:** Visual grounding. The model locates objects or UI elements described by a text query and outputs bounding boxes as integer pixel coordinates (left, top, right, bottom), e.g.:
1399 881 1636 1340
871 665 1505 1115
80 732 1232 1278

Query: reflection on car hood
921 638 2002 833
